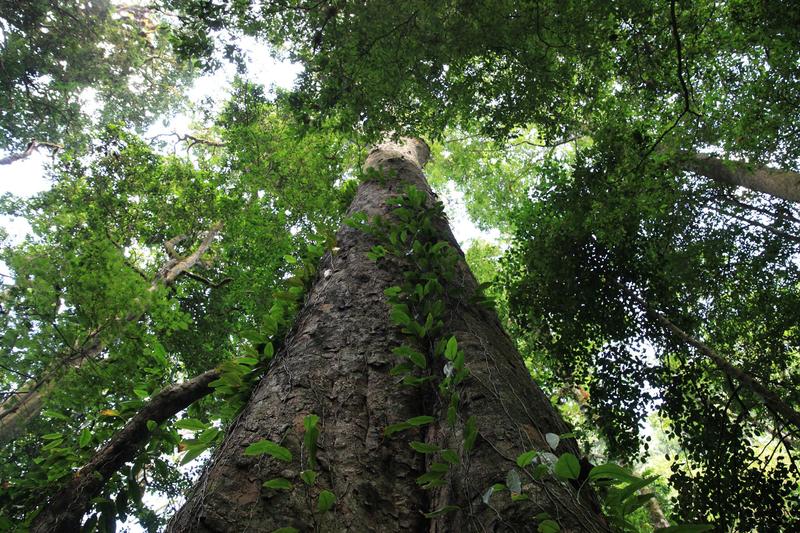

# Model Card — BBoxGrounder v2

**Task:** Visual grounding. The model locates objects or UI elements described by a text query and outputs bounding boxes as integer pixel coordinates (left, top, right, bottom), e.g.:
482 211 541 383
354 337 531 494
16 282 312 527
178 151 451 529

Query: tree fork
168 138 607 532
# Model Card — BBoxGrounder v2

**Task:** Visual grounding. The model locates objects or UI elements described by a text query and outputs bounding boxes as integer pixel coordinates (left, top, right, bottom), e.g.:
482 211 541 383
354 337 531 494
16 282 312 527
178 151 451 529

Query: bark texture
30 369 219 533
685 154 800 204
168 139 607 532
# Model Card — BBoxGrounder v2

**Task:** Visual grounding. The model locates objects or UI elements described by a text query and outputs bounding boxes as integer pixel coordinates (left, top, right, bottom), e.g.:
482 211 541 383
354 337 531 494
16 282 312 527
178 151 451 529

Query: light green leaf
79 428 92 448
300 470 317 485
175 418 208 431
244 439 292 462
588 463 640 483
516 450 538 467
445 336 458 360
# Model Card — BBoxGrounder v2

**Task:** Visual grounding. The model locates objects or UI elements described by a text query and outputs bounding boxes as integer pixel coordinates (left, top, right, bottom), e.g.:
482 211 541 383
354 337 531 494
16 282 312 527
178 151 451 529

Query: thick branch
30 368 220 533
0 140 63 166
621 285 800 429
685 154 800 204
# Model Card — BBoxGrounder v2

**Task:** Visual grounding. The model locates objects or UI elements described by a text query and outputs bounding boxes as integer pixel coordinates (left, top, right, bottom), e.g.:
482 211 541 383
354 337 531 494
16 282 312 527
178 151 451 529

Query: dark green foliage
501 146 800 527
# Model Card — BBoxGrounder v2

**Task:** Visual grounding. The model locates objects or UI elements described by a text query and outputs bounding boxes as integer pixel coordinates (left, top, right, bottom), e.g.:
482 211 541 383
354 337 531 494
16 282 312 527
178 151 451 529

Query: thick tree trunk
684 154 800 204
168 139 607 532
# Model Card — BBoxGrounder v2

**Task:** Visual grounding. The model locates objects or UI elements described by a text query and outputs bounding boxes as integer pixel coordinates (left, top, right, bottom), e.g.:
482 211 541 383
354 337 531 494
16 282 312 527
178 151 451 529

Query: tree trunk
168 139 607 532
684 154 800 204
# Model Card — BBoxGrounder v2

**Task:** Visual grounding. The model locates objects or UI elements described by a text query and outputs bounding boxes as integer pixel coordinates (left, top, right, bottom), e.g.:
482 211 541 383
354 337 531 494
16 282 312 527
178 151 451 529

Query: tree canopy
1 0 799 531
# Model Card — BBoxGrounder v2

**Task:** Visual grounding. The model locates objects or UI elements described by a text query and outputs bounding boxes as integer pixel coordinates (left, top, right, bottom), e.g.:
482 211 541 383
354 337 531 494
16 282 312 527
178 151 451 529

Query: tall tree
167 138 607 532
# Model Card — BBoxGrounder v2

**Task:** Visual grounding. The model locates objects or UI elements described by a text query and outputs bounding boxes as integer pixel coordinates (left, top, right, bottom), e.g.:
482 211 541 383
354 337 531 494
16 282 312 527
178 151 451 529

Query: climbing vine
348 183 710 532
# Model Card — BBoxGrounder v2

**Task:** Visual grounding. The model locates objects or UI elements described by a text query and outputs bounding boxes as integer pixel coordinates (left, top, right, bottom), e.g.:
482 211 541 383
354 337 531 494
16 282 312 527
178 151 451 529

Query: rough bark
0 223 222 443
684 153 800 204
30 368 220 533
168 139 607 532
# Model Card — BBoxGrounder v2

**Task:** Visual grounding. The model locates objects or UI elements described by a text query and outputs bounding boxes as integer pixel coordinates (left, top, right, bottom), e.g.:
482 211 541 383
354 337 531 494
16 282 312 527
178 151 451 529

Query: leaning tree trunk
168 139 607 532
684 153 800 204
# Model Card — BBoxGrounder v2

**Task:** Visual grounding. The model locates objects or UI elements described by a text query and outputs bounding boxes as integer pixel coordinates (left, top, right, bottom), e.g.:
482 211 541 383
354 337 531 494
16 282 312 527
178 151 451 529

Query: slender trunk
0 223 222 443
168 139 607 532
684 154 800 204
30 369 220 533
621 284 800 430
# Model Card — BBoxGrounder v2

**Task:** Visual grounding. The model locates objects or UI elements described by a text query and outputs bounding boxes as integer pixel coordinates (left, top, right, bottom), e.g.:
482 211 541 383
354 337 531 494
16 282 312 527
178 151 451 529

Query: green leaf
407 415 435 426
263 478 293 490
180 444 208 465
244 439 293 462
423 505 460 518
42 410 69 421
588 462 641 483
283 254 297 264
410 441 440 454
390 307 412 327
300 470 317 485
133 388 149 399
317 489 336 513
271 528 299 533
440 449 460 464
538 519 561 533
304 414 320 469
146 420 158 432
516 450 538 468
79 428 92 448
392 346 427 369
390 362 413 376
444 336 458 360
384 422 412 436
263 342 275 360
553 453 580 480
383 286 402 297
175 418 208 431
463 416 478 452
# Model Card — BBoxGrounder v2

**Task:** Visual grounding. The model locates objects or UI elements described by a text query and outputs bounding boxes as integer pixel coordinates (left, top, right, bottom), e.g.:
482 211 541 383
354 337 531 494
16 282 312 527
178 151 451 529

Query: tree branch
684 153 800 204
0 140 63 166
619 283 800 430
0 223 224 442
29 368 220 533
